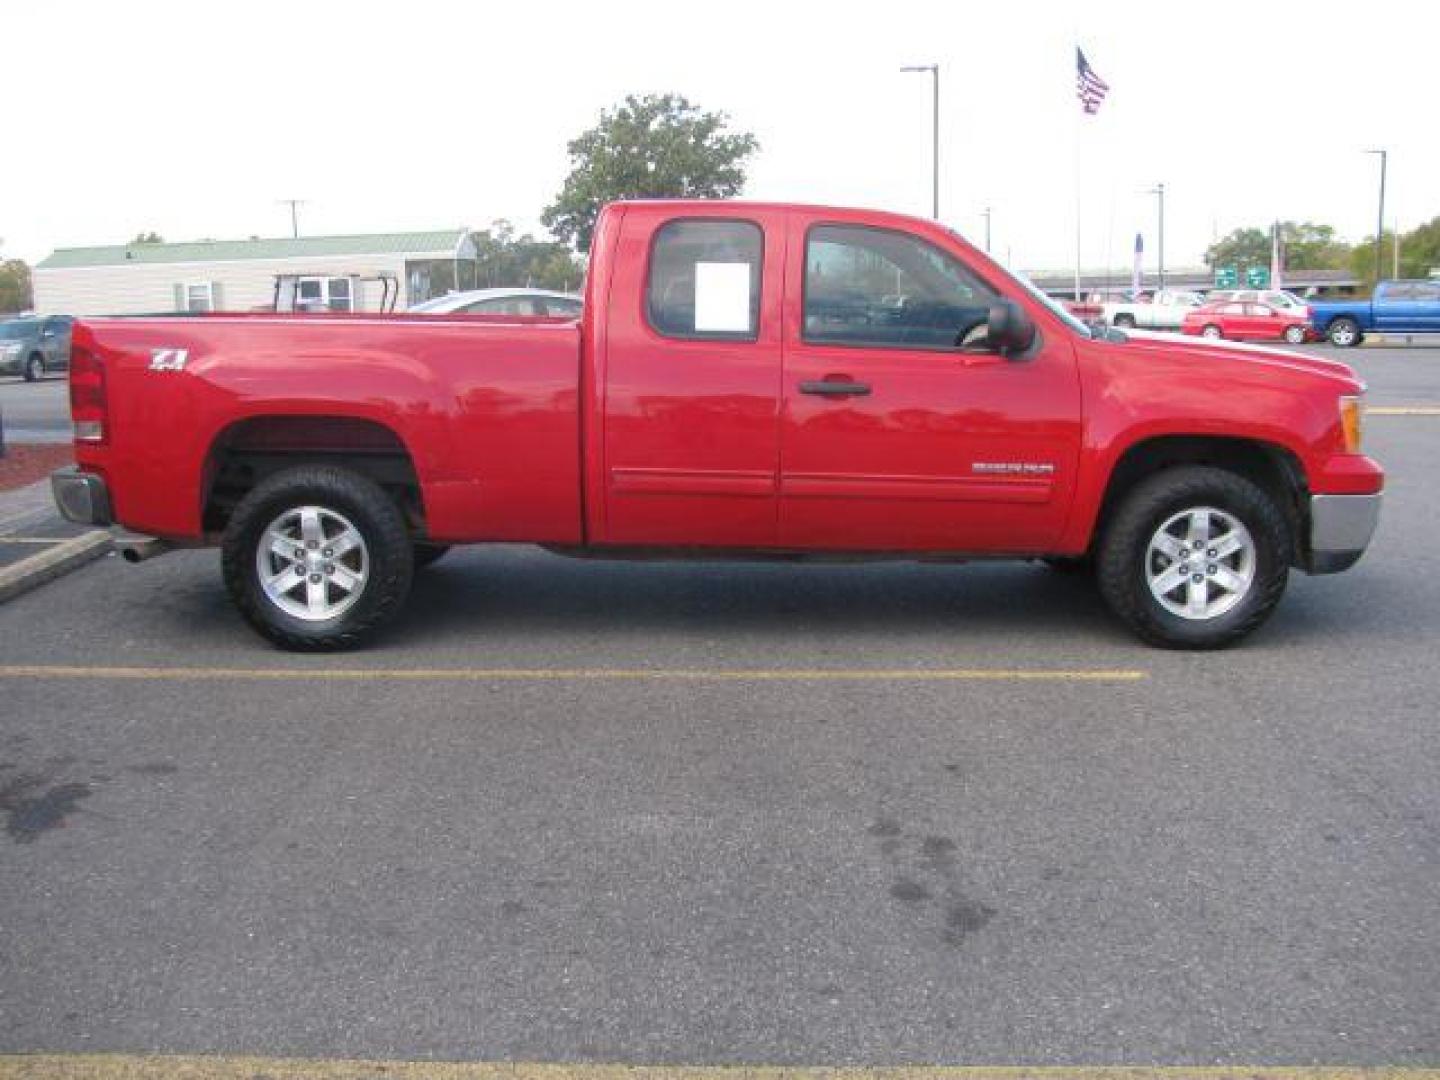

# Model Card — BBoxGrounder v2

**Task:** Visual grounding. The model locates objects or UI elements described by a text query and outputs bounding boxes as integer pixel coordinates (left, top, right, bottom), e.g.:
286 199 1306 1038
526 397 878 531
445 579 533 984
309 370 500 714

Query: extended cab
1309 279 1440 346
52 201 1383 650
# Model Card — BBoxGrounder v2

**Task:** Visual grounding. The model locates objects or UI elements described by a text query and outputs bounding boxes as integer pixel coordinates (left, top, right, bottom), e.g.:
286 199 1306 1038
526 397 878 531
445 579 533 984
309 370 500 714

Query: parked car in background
1182 301 1313 344
1208 289 1310 320
1307 279 1440 346
0 315 73 381
1102 289 1206 330
407 288 583 317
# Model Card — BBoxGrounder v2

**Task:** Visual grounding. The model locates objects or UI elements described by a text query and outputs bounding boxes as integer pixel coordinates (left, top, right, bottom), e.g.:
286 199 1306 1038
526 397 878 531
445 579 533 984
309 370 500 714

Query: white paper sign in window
693 261 752 333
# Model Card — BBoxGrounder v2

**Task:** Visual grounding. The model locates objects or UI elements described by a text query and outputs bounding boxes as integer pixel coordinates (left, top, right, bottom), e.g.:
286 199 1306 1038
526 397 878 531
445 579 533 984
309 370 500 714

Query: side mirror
987 300 1036 356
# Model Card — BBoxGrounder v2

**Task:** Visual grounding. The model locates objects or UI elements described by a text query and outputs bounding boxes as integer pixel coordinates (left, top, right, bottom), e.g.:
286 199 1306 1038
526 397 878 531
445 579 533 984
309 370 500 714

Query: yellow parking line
1368 406 1440 415
0 664 1145 683
0 1060 1435 1080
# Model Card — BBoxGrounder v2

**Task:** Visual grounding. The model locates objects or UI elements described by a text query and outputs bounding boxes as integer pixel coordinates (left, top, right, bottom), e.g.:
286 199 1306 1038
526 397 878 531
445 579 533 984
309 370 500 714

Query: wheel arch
201 414 426 536
1092 434 1307 561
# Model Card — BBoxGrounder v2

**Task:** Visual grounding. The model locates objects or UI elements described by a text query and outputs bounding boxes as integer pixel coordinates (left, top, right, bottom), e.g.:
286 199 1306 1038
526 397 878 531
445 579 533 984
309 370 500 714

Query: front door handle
799 378 871 397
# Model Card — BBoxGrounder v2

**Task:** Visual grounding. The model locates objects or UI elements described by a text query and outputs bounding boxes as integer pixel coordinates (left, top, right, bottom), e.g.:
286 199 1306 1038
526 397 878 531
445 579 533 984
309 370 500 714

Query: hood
1118 329 1363 390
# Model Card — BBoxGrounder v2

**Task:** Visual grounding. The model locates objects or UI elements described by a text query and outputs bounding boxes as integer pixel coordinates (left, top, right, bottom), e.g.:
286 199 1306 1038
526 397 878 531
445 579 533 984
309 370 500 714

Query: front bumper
1306 492 1381 574
51 466 114 526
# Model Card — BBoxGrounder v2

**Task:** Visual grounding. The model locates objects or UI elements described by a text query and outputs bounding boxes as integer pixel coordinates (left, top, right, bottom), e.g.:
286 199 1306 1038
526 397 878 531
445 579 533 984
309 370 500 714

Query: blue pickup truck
1309 279 1440 346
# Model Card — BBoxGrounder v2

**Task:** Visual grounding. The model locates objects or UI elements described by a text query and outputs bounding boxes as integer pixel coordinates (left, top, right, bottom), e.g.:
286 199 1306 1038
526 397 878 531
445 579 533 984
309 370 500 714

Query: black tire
221 466 414 650
1327 317 1362 347
414 542 451 569
24 354 44 382
1096 465 1290 649
1113 314 1136 329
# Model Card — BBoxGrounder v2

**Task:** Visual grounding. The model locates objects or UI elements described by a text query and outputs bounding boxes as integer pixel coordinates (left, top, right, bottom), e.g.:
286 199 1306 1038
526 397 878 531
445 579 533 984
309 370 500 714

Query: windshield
1006 271 1093 337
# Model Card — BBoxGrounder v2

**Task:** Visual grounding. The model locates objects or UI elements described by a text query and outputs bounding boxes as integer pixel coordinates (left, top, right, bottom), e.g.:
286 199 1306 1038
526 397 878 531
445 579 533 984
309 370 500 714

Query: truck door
778 214 1082 553
598 207 784 547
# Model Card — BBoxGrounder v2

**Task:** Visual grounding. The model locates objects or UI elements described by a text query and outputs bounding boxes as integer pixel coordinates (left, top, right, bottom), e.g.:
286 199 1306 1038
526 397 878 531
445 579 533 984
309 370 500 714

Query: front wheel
1201 324 1224 339
1327 318 1362 347
24 354 44 381
221 466 414 650
1097 466 1290 649
1113 314 1137 329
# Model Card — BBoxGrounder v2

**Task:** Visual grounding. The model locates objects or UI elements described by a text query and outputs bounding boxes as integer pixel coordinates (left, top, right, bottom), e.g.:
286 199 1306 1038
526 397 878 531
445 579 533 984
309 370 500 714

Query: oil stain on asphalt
871 816 996 945
0 755 178 843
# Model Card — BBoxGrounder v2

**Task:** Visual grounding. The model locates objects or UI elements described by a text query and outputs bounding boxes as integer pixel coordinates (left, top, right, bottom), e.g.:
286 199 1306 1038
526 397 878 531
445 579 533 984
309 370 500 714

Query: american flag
1076 48 1110 114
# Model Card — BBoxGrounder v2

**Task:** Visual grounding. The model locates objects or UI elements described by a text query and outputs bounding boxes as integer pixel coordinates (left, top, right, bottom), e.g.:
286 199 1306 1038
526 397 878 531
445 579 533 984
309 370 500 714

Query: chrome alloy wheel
1145 506 1255 621
256 505 369 622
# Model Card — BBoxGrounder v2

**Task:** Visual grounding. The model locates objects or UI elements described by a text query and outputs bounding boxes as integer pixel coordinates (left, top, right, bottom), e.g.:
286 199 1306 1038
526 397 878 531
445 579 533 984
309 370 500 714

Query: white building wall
33 252 448 316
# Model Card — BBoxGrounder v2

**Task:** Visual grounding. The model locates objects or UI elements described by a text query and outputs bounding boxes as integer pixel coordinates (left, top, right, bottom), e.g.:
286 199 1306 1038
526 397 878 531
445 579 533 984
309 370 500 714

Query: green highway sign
1215 266 1239 288
1245 266 1271 288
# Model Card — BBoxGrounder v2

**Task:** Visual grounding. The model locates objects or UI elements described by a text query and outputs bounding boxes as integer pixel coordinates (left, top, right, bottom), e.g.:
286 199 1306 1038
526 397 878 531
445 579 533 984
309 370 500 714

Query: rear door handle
799 378 871 397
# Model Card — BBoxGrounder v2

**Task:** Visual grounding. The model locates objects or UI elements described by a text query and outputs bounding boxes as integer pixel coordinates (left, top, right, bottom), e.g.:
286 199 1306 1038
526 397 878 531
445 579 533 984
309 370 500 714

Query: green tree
542 93 759 252
471 220 584 291
130 231 164 244
1205 221 1352 274
1350 216 1440 287
0 258 32 313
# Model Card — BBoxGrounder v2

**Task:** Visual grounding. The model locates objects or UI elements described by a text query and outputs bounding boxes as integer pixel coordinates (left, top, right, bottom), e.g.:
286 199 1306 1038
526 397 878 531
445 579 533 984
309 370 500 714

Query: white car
1207 289 1310 319
407 288 582 317
1102 289 1206 330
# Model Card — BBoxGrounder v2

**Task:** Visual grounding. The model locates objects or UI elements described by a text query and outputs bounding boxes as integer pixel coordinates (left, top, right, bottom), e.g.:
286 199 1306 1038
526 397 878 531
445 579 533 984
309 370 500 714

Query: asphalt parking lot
1 344 1437 1070
0 375 70 444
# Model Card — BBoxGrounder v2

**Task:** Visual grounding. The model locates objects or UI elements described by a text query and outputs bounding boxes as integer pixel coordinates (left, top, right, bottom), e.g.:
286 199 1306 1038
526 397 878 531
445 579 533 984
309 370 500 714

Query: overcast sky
3 0 1433 274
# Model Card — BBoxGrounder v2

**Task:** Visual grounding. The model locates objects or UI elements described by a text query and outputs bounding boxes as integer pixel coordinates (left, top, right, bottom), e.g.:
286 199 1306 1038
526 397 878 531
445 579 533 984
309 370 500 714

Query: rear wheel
1113 314 1137 329
1283 325 1307 344
1097 466 1290 649
1201 324 1223 339
221 466 414 650
1327 318 1362 347
24 354 44 381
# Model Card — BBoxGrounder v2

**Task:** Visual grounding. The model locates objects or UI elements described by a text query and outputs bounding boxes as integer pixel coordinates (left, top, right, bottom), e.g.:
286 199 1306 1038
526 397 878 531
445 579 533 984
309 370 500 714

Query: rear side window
647 220 763 341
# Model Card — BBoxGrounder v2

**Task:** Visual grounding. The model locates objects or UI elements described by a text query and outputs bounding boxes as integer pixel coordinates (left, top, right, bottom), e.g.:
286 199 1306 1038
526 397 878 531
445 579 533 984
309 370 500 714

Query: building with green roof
33 229 480 315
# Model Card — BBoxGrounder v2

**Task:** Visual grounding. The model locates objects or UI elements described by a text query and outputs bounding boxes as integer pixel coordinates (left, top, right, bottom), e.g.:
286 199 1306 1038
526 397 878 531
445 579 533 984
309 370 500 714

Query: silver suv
0 315 73 381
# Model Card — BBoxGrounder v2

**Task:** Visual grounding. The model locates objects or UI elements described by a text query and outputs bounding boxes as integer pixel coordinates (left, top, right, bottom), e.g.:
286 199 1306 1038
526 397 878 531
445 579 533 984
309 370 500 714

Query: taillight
69 344 107 443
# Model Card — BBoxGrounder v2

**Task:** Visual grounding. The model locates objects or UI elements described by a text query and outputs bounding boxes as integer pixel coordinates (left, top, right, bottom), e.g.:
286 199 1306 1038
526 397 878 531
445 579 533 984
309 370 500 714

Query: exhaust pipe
117 535 172 564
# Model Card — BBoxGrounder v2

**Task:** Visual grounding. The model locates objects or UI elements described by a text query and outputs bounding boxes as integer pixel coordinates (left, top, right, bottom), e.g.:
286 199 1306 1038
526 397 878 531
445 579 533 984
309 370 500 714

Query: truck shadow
391 547 1124 647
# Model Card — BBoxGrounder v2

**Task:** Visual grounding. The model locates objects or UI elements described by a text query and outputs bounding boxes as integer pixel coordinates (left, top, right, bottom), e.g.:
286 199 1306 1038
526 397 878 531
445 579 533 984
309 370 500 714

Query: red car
1182 301 1314 344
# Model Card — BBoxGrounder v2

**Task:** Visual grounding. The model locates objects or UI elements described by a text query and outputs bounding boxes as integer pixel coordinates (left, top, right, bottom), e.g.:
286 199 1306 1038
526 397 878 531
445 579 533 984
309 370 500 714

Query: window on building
185 283 214 312
295 276 355 312
647 220 763 340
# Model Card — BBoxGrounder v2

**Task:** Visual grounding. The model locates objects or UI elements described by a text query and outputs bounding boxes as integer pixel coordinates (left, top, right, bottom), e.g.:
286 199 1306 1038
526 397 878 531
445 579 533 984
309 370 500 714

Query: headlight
1339 395 1364 453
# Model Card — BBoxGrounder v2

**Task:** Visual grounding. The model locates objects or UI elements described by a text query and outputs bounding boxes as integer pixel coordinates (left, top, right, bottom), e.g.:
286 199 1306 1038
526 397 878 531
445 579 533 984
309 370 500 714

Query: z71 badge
148 348 189 372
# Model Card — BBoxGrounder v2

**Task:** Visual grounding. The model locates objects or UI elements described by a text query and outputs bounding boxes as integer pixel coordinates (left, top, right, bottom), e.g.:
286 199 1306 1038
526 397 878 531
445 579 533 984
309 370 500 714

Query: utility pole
1365 149 1386 285
982 206 992 252
279 198 306 239
900 64 940 219
1147 183 1166 289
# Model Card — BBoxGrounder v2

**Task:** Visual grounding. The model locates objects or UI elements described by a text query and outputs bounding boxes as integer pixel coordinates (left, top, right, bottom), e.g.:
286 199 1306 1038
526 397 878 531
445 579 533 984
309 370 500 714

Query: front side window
804 225 997 349
647 220 762 340
542 297 583 318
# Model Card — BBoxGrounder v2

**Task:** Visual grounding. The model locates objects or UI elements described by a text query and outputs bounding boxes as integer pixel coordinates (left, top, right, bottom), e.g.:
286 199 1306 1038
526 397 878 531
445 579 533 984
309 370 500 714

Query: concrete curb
0 529 112 604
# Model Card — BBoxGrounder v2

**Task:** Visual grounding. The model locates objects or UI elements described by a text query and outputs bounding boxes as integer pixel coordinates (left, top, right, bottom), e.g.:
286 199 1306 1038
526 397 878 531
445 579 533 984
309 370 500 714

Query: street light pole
1366 149 1387 285
901 64 940 219
1147 183 1166 289
982 206 992 252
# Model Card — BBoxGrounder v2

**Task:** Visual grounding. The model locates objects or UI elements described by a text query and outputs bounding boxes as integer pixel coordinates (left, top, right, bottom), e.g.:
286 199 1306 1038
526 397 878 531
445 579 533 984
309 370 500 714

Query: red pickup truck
51 200 1382 650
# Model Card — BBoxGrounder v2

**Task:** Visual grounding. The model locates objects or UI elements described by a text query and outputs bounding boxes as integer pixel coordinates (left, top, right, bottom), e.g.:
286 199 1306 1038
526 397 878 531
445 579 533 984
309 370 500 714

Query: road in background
1 342 1437 1067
